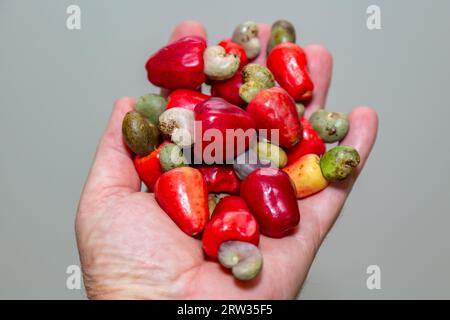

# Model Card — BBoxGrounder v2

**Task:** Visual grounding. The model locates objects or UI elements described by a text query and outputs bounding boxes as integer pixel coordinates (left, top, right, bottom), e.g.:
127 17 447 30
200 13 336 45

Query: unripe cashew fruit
320 146 360 181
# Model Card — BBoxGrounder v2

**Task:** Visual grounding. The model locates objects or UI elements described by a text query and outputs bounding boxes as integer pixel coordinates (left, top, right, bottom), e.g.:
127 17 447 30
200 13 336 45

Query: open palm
76 21 378 299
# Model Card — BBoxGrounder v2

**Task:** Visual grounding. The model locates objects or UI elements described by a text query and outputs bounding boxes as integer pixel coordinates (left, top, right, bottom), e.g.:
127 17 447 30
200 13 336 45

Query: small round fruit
267 19 296 54
254 141 288 168
159 143 187 172
218 241 263 281
309 110 349 143
122 111 159 156
320 146 360 181
135 93 167 125
232 21 261 59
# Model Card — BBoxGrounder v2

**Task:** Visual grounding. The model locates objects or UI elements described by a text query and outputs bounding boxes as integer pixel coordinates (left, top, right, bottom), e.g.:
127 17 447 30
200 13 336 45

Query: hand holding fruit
76 21 378 299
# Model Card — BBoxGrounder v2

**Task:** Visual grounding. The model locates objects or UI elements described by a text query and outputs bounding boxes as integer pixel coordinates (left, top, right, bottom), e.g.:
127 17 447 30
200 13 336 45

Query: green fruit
242 64 275 88
267 20 296 54
309 110 349 143
320 146 360 181
254 141 288 168
239 64 275 103
122 111 159 156
296 103 305 118
135 93 167 125
239 80 266 103
159 143 187 172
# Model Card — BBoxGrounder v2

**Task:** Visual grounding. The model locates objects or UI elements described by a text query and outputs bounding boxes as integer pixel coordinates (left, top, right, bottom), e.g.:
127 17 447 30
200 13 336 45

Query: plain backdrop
1 0 450 299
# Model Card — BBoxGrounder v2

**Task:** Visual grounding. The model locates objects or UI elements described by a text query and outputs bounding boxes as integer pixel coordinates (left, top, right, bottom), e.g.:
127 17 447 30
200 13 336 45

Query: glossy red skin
247 87 302 148
194 98 256 163
133 143 167 192
197 165 240 194
145 36 206 90
240 168 300 238
286 117 326 165
166 89 210 111
267 43 314 102
202 196 259 259
154 167 209 236
218 38 248 69
210 72 246 107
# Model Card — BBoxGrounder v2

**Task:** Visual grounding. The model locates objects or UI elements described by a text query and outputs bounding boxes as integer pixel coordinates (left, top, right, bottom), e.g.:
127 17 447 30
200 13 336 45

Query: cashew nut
232 21 261 59
239 64 275 103
158 108 195 147
218 240 263 281
204 46 240 81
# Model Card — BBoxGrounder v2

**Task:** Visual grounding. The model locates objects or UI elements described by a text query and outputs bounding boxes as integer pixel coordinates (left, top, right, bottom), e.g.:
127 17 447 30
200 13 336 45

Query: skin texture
241 168 300 238
146 36 206 90
122 111 159 156
197 165 240 194
76 21 378 299
247 87 302 148
194 98 255 163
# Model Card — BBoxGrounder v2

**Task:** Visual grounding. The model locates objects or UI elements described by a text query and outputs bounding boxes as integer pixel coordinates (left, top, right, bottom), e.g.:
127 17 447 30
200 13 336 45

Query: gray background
1 0 449 299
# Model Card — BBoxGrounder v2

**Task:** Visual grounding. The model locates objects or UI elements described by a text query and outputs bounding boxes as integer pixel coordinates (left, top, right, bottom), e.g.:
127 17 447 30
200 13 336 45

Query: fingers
253 23 271 65
303 45 333 118
304 107 378 240
81 97 141 200
168 20 207 43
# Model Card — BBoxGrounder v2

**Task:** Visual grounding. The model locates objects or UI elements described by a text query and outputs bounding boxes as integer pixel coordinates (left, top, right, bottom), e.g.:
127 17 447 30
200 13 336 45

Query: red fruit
145 36 206 90
197 165 240 194
210 72 246 108
247 87 302 148
267 43 314 102
194 98 256 163
203 196 259 258
166 89 210 111
240 168 300 238
218 38 248 69
154 167 209 236
134 143 167 192
287 117 326 165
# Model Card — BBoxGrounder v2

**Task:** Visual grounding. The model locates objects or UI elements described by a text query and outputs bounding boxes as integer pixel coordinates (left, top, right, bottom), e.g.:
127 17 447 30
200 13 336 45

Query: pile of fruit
121 20 360 281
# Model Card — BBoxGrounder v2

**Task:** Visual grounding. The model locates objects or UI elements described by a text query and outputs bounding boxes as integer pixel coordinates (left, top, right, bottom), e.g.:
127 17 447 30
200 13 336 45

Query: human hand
76 21 378 299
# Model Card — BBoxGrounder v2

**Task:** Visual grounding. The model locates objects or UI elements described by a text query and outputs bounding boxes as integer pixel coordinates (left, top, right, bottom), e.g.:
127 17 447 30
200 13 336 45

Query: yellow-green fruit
267 20 296 55
254 141 287 168
159 143 187 172
320 146 360 181
283 154 328 198
296 103 305 118
309 110 349 143
239 64 275 103
122 111 159 156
